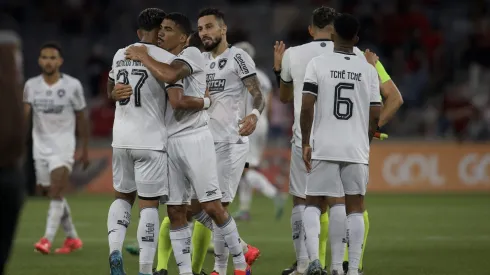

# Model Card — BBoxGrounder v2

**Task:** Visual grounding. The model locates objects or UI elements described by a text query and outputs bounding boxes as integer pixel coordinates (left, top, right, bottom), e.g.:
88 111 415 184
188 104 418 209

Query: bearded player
275 7 403 275
25 42 88 255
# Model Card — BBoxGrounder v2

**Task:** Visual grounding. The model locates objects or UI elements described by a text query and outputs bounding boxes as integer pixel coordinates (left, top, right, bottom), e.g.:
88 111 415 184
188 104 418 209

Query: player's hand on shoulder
125 45 148 61
112 83 132 101
273 41 286 71
238 113 258 136
302 144 312 172
364 49 379 67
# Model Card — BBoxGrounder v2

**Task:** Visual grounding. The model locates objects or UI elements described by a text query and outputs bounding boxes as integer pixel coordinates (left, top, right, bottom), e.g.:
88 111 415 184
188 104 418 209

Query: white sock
291 205 308 273
61 198 78 239
107 199 131 254
239 176 253 212
193 210 213 230
45 199 64 242
303 206 321 261
138 208 159 275
212 221 228 275
216 217 247 271
245 169 277 199
170 225 192 275
329 204 347 272
347 213 364 273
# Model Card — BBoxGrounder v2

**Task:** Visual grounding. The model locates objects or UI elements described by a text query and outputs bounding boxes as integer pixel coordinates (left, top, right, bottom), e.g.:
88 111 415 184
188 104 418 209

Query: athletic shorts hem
305 191 344 198
165 200 191 206
289 190 306 199
344 190 366 196
113 186 137 194
197 195 222 204
137 191 167 199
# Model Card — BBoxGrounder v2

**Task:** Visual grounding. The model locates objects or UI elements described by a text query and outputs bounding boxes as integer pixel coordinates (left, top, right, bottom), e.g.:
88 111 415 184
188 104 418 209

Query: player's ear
353 35 359 45
308 25 314 38
221 24 227 36
59 57 64 67
137 29 143 41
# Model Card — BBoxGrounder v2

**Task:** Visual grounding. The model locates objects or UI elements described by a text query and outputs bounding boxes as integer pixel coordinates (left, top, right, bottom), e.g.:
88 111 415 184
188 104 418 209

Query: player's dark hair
198 8 225 22
188 32 204 50
333 13 360 41
165 12 192 36
40 41 63 57
137 8 166 31
311 6 339 29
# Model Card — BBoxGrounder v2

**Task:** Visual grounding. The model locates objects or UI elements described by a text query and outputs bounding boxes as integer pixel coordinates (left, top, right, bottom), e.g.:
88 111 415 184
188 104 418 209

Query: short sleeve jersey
281 40 389 147
203 46 257 143
110 42 175 151
165 46 209 137
24 74 86 159
303 51 381 164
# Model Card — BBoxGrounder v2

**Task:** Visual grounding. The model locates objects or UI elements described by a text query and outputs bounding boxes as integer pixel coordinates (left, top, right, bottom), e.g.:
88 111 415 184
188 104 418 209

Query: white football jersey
166 46 209 137
204 46 257 143
246 68 271 127
303 51 380 164
281 39 366 147
110 42 174 151
23 74 86 159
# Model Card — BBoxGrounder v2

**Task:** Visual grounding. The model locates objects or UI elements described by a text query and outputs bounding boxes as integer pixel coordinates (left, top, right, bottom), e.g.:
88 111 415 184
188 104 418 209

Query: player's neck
169 44 185 55
313 32 332 41
333 44 354 54
42 72 61 85
211 40 229 58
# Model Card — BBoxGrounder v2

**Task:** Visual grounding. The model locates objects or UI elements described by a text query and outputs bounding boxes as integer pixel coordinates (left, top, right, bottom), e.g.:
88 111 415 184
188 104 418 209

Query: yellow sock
156 217 172 271
191 221 212 274
319 212 329 268
360 210 369 270
343 210 370 269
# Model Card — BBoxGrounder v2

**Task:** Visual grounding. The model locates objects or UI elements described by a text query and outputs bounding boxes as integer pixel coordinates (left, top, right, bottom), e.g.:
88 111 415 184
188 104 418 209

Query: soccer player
300 14 381 275
198 8 264 275
0 28 25 275
106 8 172 275
24 41 88 255
276 7 403 275
233 41 285 221
122 12 254 275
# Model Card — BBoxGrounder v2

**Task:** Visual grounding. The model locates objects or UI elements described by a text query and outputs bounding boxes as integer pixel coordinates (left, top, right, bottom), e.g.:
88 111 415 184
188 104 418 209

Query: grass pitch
6 193 490 275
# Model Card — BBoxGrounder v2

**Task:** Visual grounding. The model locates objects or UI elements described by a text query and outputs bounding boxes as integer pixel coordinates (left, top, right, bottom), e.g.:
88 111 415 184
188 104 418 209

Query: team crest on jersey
321 42 326 47
210 62 216 69
234 54 249 75
218 58 227 70
57 89 66 98
46 90 52 96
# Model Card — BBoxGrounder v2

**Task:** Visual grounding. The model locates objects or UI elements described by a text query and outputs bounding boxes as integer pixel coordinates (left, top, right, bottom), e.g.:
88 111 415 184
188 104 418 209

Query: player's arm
73 82 89 168
300 60 317 149
277 47 294 103
107 76 115 99
368 67 382 143
125 45 191 84
166 81 210 110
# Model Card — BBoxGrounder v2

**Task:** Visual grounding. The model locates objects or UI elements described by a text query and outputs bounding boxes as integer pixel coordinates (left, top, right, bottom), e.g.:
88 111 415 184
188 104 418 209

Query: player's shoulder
25 75 42 86
60 73 83 89
229 46 252 59
181 46 201 56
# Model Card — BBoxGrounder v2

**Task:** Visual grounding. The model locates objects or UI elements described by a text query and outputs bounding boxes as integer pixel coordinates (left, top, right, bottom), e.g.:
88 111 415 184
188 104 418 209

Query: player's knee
201 200 225 221
345 194 364 215
167 205 187 225
115 191 136 206
189 199 203 216
221 201 230 208
327 196 345 209
292 196 306 206
138 195 159 209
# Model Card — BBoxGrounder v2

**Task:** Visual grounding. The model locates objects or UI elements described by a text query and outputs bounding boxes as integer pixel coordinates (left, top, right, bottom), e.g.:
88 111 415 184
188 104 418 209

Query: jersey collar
333 50 356 56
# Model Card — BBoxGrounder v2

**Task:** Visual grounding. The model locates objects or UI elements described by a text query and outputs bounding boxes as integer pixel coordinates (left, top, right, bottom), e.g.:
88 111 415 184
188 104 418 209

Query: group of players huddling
24 4 402 275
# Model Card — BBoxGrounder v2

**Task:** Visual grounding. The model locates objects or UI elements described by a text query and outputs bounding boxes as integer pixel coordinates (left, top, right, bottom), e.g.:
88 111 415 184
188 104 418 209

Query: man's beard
42 68 56 76
203 36 222 51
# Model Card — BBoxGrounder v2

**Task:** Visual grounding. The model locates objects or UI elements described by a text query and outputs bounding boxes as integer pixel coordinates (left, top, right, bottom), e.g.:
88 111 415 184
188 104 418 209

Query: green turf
6 193 490 275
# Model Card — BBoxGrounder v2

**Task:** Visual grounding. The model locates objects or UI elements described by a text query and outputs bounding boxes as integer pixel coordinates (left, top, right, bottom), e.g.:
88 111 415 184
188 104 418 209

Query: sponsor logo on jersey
210 62 216 69
234 53 249 75
206 73 226 92
218 58 227 70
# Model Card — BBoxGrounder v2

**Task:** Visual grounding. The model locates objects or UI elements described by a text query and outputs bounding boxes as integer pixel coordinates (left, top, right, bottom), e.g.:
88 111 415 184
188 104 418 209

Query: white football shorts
34 155 74 187
166 128 222 205
112 148 168 198
306 160 368 197
215 142 249 203
289 144 307 199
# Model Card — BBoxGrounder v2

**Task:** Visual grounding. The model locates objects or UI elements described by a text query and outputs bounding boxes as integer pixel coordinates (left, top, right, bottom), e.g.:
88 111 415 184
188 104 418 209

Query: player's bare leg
35 166 82 255
167 204 192 275
107 190 135 275
344 195 365 275
327 196 347 275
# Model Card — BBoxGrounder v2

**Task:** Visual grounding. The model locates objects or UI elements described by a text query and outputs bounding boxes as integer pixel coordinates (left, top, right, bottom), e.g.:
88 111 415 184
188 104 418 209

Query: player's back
306 51 379 164
111 43 174 151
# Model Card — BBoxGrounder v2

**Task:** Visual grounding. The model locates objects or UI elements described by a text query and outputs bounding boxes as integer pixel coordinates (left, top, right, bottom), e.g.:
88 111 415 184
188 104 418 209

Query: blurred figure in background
0 24 25 275
233 41 286 221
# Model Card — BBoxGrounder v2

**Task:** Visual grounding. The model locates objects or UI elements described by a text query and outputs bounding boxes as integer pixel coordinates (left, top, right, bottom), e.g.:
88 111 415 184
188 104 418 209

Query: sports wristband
251 108 260 119
203 97 211 109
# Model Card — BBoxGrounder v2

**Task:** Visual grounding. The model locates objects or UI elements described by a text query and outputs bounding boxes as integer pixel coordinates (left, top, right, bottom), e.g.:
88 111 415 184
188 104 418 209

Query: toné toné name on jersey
331 69 362 82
